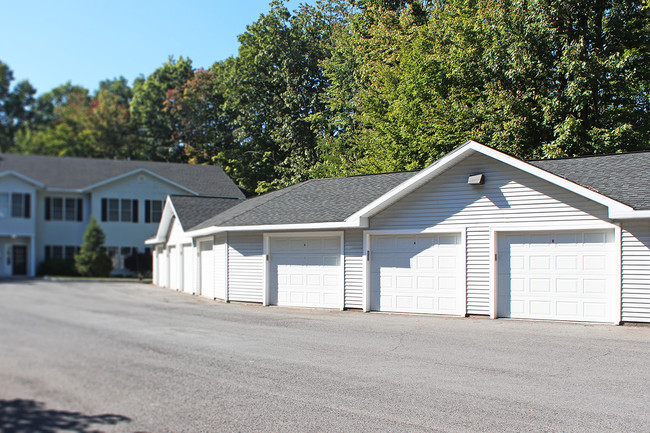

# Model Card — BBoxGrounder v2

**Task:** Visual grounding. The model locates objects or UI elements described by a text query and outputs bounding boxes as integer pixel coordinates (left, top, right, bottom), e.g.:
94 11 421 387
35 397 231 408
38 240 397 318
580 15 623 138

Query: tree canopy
3 0 648 193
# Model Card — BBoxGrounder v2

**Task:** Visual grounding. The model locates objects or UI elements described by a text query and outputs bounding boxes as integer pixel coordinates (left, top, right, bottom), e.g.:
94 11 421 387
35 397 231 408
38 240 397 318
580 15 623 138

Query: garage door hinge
266 254 269 261
495 253 497 261
366 250 370 261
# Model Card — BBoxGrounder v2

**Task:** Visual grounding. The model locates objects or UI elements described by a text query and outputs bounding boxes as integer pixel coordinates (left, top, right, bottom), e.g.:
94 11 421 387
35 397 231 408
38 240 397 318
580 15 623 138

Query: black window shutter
101 198 107 222
77 199 83 221
144 200 151 223
45 197 51 220
45 246 51 260
24 194 31 218
132 200 138 223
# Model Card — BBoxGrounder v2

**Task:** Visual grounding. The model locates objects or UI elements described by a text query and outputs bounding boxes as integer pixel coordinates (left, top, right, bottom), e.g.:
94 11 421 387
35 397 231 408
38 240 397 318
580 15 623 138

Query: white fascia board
81 168 199 195
610 209 650 220
346 140 634 221
185 220 365 238
0 171 46 188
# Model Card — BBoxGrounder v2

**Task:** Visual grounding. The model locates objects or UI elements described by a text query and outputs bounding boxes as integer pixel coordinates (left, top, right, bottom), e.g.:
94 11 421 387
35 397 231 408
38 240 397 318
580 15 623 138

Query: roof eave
0 170 46 188
610 209 650 220
185 219 367 238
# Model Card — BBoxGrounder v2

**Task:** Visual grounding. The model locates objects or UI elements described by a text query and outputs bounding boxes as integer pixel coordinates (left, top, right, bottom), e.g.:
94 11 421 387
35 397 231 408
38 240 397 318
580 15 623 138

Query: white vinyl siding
621 222 650 323
214 234 227 300
370 152 611 315
466 226 490 315
344 230 364 309
228 233 264 303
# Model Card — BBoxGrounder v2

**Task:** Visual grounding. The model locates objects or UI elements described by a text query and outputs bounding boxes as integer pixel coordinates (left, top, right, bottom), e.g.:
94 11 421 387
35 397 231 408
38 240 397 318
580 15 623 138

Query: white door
169 246 180 290
213 235 227 300
199 241 214 299
182 245 193 294
497 230 616 322
370 233 462 314
269 235 342 308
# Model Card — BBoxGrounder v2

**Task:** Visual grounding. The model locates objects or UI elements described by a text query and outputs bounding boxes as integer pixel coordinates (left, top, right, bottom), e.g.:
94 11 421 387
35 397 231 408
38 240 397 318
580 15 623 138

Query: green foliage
131 56 193 161
0 61 37 152
318 0 649 174
13 80 145 159
37 258 79 277
3 0 649 194
74 216 113 277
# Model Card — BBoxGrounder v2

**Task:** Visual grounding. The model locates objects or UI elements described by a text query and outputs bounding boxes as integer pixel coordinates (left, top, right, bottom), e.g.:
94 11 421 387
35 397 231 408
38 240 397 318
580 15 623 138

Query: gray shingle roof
529 151 650 210
0 153 245 198
170 196 244 231
191 171 417 230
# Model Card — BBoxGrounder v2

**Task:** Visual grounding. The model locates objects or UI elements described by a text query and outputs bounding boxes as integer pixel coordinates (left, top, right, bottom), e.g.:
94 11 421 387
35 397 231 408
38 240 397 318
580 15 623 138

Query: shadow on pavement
0 399 132 433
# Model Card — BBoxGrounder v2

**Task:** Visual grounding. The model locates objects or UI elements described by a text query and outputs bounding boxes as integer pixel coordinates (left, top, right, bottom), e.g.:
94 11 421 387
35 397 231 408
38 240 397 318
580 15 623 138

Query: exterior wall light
467 174 485 185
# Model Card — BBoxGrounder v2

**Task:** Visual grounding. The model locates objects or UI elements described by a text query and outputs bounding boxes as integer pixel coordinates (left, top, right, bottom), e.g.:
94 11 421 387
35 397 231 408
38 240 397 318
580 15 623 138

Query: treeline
1 0 648 193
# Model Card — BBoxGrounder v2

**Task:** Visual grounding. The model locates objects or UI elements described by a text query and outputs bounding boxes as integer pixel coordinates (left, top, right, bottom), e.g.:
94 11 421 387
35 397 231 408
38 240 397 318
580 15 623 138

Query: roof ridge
309 170 418 181
527 149 650 162
170 194 243 200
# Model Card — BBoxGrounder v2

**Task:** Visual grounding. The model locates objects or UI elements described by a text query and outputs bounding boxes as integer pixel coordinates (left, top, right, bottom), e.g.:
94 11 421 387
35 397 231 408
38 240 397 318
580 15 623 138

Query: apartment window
0 194 8 218
11 193 31 218
102 198 138 223
45 197 82 221
108 246 119 269
46 245 81 261
145 200 163 223
65 246 77 259
1 193 31 218
120 246 135 269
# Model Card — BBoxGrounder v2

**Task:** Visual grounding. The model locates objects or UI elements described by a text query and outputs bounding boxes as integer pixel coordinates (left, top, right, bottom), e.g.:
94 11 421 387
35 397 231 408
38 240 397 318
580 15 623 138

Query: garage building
148 141 650 324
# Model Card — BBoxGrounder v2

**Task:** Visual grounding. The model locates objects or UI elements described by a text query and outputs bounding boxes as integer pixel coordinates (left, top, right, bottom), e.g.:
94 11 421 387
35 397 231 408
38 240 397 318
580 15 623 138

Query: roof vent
468 174 485 185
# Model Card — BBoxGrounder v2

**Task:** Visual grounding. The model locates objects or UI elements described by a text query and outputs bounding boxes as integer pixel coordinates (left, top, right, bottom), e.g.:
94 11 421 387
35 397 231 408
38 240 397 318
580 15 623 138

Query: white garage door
169 246 180 290
497 230 616 323
269 235 342 308
154 246 163 286
370 233 462 315
182 245 193 294
199 240 214 298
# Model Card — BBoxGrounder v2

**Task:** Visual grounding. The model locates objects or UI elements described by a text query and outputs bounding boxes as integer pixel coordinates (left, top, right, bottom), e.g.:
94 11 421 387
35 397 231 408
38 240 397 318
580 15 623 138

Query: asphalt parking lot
0 280 648 432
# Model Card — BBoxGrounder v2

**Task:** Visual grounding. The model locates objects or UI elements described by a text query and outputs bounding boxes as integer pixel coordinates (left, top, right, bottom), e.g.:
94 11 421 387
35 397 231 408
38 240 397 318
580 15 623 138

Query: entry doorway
12 245 27 276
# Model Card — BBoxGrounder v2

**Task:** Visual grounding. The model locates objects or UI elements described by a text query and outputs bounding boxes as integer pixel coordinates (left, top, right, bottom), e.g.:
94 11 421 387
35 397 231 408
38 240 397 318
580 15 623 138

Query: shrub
37 258 79 277
74 216 113 277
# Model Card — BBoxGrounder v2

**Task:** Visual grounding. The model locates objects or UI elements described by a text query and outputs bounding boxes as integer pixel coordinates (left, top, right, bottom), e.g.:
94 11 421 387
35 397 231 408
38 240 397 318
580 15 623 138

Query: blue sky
1 0 312 94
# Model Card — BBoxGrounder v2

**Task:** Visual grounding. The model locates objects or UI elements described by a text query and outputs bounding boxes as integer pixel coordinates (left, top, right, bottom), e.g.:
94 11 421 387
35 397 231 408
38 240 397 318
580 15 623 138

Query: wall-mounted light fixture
467 174 485 185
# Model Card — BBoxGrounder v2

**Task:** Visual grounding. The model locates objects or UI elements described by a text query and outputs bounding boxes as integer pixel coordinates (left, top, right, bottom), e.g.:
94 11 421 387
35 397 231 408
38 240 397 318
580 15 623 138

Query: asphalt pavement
0 280 648 432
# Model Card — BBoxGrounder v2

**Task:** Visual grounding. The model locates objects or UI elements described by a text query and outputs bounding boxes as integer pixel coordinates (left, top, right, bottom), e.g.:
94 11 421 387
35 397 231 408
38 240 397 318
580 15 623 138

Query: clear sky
1 0 312 95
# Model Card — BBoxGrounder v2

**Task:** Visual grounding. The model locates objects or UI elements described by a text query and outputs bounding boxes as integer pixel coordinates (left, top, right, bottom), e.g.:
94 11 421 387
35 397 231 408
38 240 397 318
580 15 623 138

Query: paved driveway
0 280 648 432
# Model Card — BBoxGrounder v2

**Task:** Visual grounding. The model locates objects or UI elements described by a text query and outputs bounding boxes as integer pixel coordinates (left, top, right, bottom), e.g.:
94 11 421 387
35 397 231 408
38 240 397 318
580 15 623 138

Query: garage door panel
182 245 193 294
370 233 462 315
270 236 342 309
498 230 615 322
